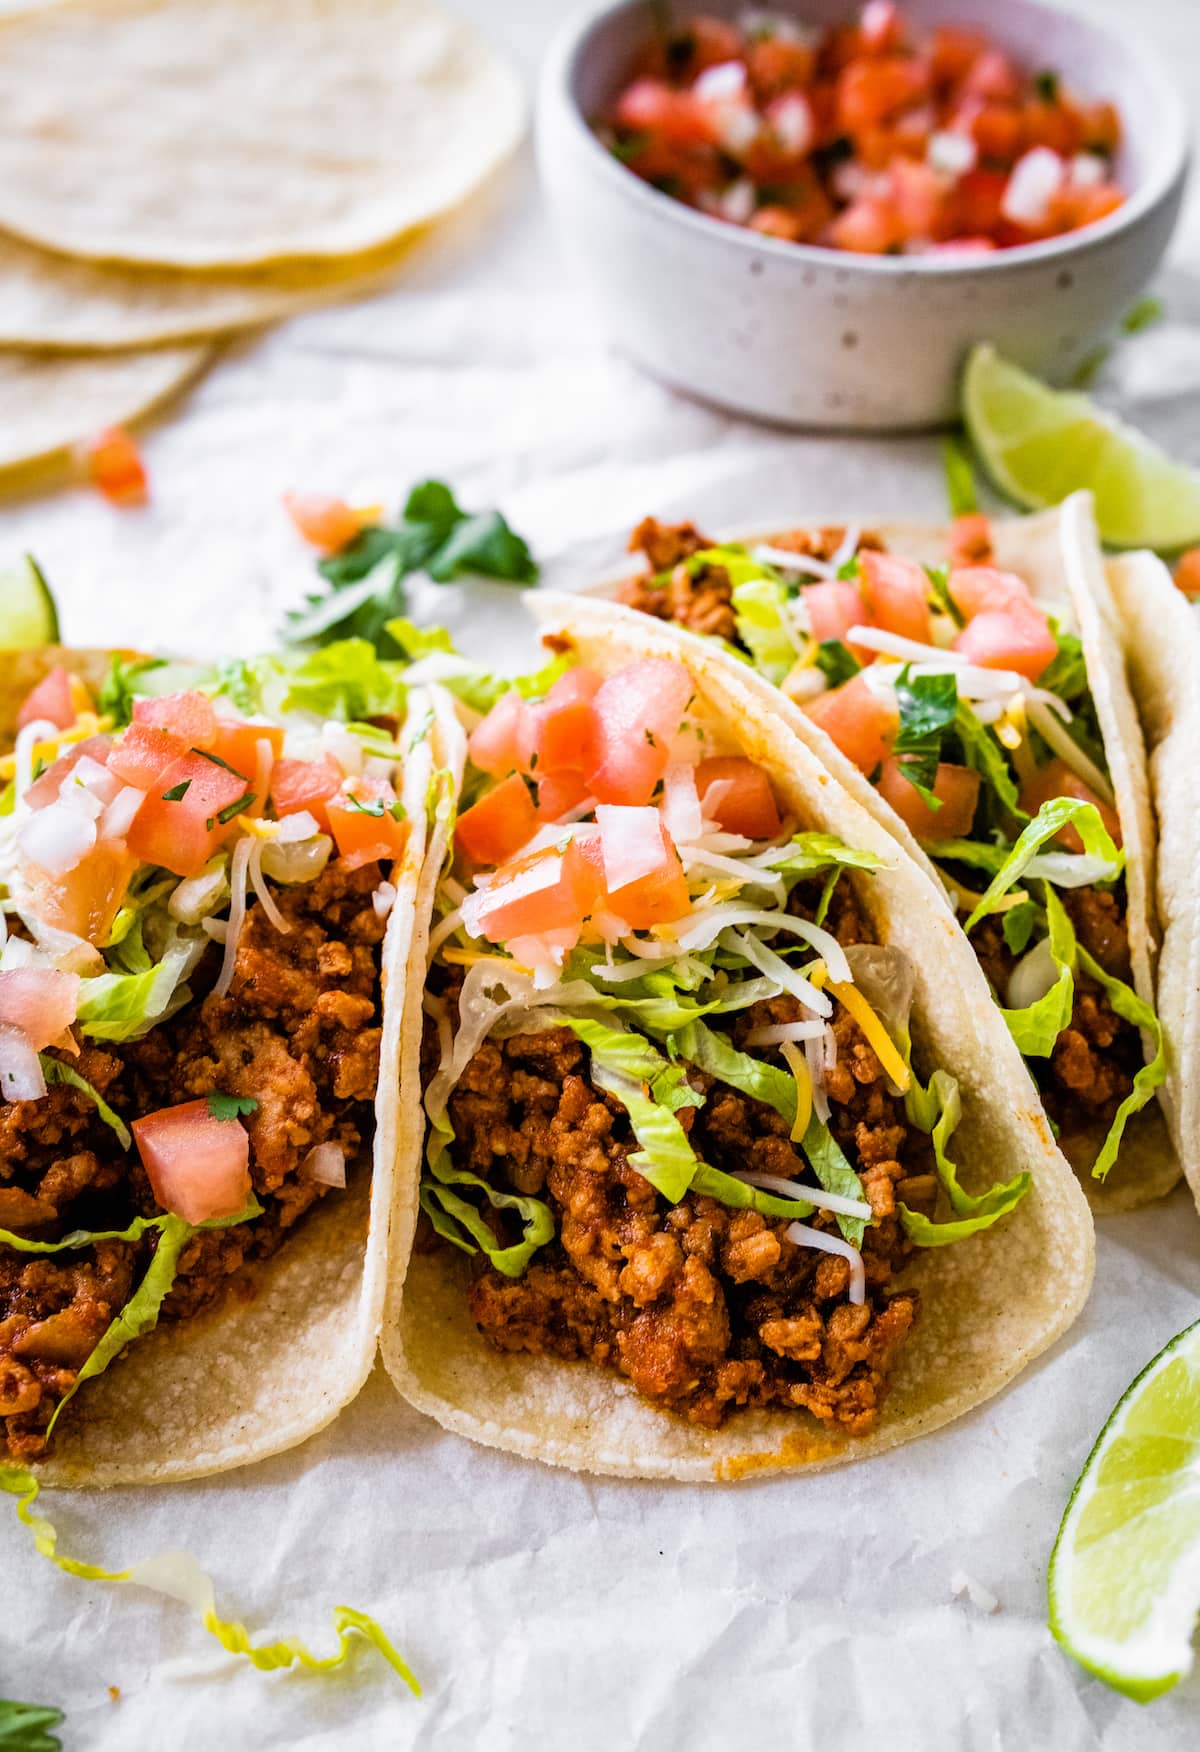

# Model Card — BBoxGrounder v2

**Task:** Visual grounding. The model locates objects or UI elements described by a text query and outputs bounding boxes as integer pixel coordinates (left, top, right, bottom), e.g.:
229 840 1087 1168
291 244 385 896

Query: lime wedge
1049 1317 1200 1700
0 555 59 648
962 344 1200 550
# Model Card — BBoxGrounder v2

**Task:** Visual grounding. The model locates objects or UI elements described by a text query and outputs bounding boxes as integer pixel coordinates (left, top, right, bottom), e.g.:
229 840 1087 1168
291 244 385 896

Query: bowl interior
564 0 1185 227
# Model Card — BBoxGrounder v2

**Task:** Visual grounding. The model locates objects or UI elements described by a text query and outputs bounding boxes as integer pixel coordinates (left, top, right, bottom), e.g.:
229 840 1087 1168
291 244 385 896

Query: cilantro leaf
892 667 958 803
925 564 964 627
96 655 167 729
0 1699 64 1751
206 1093 258 1121
814 639 860 687
285 479 536 653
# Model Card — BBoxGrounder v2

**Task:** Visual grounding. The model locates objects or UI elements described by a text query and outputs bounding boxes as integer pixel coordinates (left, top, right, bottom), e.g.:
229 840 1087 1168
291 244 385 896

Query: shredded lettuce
669 1020 794 1121
278 638 408 722
730 574 797 684
689 1162 815 1222
900 1070 1031 1245
953 700 1027 822
563 1017 703 1113
1039 887 1166 1179
764 832 884 880
38 1057 131 1150
962 801 1121 932
590 1063 700 1204
0 1697 63 1750
999 962 1074 1057
0 1213 166 1257
76 934 202 1042
0 1469 417 1693
43 1199 262 1441
1002 898 1038 954
798 1113 869 1246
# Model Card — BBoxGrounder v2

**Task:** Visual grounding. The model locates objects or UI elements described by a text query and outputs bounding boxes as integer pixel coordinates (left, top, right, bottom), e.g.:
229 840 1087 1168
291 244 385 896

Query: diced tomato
952 166 1007 235
748 204 805 241
132 1099 251 1226
947 565 1033 620
962 48 1020 104
1018 758 1122 853
877 758 980 841
456 773 537 867
948 514 993 567
132 690 218 750
536 769 591 822
1079 101 1120 155
327 776 408 871
804 672 898 773
954 607 1057 681
209 719 284 785
0 968 81 1050
836 56 929 133
858 551 931 643
79 426 147 507
585 659 694 806
928 26 986 87
1021 99 1080 157
17 668 77 733
805 579 869 653
696 756 782 839
469 690 526 778
519 668 602 776
591 809 690 928
746 35 816 100
614 78 716 146
25 735 113 811
965 102 1023 162
928 237 997 257
22 840 137 945
467 840 604 944
886 158 952 241
107 722 188 791
828 195 901 254
1049 181 1123 233
1173 548 1200 599
126 749 252 877
283 492 368 554
270 754 343 832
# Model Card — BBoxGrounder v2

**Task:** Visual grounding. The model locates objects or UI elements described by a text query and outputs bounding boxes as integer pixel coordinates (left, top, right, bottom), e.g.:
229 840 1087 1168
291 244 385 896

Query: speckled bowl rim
543 0 1190 277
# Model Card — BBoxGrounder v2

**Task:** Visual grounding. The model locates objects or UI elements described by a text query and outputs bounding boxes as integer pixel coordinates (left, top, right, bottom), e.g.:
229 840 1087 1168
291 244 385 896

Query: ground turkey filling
617 515 1143 1142
0 859 386 1460
428 879 935 1436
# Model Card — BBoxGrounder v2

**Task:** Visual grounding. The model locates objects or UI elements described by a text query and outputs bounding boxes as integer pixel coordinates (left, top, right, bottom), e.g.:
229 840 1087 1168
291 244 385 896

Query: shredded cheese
779 1041 812 1142
0 713 113 782
825 978 911 1092
441 947 532 975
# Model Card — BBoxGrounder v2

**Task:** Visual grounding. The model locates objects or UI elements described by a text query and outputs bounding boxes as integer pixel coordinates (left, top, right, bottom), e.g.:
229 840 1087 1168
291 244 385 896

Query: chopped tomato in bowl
594 4 1125 255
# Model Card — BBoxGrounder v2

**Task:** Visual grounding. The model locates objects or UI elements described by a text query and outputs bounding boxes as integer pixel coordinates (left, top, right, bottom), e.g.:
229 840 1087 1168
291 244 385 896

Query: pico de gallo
0 638 413 1459
418 646 1029 1435
595 5 1124 254
617 513 1166 1184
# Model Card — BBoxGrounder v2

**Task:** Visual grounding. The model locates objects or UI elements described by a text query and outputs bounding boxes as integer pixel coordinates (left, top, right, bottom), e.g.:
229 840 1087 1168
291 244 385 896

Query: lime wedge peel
0 554 59 648
1049 1317 1200 1702
962 343 1200 551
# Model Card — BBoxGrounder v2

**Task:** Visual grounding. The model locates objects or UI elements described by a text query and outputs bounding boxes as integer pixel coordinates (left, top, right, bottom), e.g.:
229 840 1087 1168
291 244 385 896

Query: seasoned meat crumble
0 859 386 1460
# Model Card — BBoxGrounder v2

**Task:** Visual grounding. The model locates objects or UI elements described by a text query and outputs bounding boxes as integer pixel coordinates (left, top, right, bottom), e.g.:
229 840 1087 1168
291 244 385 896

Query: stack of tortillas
0 0 524 486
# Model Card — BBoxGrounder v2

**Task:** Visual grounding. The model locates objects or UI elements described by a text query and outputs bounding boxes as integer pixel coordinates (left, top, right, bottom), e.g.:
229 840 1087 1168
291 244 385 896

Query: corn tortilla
381 608 1094 1482
0 0 525 269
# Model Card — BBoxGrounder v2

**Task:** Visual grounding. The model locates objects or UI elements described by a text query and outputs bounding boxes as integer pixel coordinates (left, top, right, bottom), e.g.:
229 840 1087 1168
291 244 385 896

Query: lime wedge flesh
0 555 59 647
963 344 1200 550
1049 1317 1200 1700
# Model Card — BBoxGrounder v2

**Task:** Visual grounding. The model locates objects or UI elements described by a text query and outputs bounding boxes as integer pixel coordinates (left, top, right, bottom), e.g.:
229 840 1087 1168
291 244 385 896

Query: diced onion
928 129 976 176
717 176 756 223
1002 147 1064 225
169 861 229 925
260 831 331 886
771 92 813 156
301 1142 346 1188
662 763 703 846
18 803 96 876
1070 151 1106 188
373 880 397 920
785 1220 866 1303
738 1171 871 1220
273 810 320 843
0 1021 46 1101
695 60 746 103
99 784 146 842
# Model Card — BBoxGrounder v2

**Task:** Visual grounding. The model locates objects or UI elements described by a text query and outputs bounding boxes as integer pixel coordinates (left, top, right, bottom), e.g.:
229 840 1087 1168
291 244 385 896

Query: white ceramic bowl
536 0 1189 430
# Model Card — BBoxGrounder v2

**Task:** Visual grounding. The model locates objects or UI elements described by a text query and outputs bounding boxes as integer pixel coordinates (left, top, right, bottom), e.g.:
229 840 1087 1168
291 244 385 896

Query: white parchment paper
3 2 1200 1745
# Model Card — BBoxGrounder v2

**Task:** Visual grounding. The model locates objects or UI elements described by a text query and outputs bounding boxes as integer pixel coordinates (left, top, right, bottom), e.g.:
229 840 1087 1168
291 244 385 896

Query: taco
1105 553 1200 1218
0 640 432 1484
606 491 1175 1214
381 599 1093 1481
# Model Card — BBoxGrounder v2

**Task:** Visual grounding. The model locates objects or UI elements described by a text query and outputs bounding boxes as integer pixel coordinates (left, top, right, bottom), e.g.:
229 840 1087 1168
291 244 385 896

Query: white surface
3 0 1200 1746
